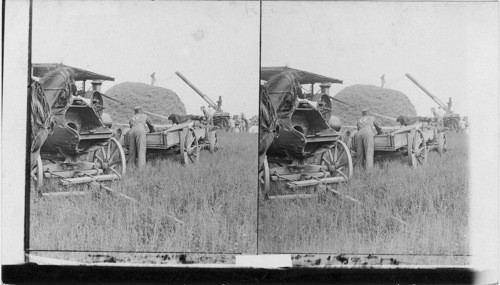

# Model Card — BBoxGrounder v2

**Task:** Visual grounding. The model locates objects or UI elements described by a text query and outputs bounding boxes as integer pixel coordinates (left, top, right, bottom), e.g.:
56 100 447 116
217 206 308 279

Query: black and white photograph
26 0 260 260
258 1 497 265
1 0 499 281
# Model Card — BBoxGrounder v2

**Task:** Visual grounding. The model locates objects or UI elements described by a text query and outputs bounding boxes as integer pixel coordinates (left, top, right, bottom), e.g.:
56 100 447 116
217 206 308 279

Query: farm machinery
30 64 126 193
261 66 344 122
175 71 231 130
259 67 353 199
405 73 462 131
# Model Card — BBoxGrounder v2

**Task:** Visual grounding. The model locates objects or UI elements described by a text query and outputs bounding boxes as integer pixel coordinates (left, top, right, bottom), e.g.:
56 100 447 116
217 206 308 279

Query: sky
32 1 260 117
262 2 498 119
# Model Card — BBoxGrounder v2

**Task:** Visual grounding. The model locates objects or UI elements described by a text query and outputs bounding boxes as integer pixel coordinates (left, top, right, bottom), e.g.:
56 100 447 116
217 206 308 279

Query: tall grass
30 132 257 253
258 133 469 256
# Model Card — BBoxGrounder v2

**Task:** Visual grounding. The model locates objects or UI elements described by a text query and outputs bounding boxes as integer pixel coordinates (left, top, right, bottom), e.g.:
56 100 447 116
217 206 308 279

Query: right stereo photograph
258 1 497 265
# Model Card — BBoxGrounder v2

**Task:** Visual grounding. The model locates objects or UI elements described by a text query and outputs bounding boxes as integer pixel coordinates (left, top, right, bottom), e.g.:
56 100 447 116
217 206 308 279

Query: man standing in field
228 116 236 132
241 113 250 133
128 106 155 168
354 108 383 169
207 105 215 124
459 117 466 133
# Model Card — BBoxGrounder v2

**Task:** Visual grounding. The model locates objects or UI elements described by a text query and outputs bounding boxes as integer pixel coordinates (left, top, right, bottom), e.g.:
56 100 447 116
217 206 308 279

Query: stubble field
258 133 469 257
30 132 258 254
30 132 470 259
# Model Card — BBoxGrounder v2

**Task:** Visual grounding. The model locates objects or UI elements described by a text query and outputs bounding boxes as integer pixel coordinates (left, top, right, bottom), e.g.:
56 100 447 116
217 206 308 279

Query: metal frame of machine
259 67 353 200
30 64 126 194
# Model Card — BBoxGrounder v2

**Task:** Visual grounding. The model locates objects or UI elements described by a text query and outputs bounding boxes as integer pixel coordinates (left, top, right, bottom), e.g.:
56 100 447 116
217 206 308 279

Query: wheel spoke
109 159 121 167
333 149 345 166
321 157 332 166
416 155 423 165
106 142 111 160
95 154 104 163
335 161 349 169
109 145 118 161
335 168 348 180
95 148 105 162
109 166 121 178
187 133 195 146
332 146 337 163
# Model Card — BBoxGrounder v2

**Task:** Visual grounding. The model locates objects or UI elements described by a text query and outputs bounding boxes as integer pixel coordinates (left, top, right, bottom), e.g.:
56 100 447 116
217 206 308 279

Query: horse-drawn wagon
259 67 353 199
30 64 126 192
117 117 218 165
344 118 447 168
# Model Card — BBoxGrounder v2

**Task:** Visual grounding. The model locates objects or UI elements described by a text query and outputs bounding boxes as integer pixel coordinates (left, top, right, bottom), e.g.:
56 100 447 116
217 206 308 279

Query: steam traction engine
31 64 126 192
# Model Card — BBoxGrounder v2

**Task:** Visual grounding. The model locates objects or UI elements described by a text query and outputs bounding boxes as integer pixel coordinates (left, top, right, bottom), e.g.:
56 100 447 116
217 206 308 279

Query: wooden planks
287 176 347 188
60 174 119 185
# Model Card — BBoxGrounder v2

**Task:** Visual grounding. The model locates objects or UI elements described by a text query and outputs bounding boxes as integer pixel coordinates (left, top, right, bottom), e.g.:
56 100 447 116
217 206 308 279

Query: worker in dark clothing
128 106 155 168
354 108 383 169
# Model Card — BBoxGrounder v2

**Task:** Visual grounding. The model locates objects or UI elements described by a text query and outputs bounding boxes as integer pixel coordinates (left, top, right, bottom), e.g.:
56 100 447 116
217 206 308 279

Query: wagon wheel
31 155 44 190
93 137 126 177
259 156 270 200
180 128 199 164
320 140 353 181
437 132 447 155
209 131 219 154
409 130 428 168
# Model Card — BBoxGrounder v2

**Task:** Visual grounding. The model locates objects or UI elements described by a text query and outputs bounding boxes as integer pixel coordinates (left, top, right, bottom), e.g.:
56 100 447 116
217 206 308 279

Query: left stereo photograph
28 1 260 263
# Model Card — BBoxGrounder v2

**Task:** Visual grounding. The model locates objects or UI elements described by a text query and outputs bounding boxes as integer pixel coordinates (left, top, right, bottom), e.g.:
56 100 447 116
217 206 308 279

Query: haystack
104 82 186 124
331 84 417 126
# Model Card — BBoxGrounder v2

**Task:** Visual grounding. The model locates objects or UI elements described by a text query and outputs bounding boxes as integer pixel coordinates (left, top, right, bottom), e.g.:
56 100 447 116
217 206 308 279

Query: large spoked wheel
180 128 199 165
409 130 428 168
320 140 353 180
259 156 270 200
94 137 126 177
31 155 44 190
209 131 219 154
437 132 447 155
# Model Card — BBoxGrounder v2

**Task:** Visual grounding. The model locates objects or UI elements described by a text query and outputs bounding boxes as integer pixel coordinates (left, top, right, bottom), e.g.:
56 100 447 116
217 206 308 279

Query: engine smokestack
91 81 103 92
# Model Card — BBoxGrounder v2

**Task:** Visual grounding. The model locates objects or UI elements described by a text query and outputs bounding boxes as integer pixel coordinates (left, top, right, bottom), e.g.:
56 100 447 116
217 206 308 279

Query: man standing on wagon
354 108 383 169
128 106 155 168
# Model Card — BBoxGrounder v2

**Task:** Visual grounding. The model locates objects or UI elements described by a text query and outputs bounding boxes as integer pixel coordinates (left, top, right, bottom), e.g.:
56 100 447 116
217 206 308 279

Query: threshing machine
405 73 462 131
175 71 231 130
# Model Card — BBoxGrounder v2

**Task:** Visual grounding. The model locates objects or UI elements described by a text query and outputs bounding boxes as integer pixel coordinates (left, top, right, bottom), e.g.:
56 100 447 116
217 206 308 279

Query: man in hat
354 108 383 169
128 106 155 168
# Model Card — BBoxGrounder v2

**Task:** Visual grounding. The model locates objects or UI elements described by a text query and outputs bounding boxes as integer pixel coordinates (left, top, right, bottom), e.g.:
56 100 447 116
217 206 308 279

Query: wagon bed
345 123 447 168
118 120 218 165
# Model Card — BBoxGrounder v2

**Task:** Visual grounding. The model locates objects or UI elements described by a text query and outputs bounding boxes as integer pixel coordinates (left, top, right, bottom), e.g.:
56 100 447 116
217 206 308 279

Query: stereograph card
1 0 498 283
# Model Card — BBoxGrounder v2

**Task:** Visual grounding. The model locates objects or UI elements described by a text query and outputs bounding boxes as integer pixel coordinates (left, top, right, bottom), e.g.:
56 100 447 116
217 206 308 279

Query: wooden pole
90 182 184 225
324 186 408 226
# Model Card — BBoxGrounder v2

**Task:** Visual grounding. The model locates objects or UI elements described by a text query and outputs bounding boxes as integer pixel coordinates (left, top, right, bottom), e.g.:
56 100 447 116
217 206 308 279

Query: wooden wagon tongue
60 174 120 186
42 163 121 186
